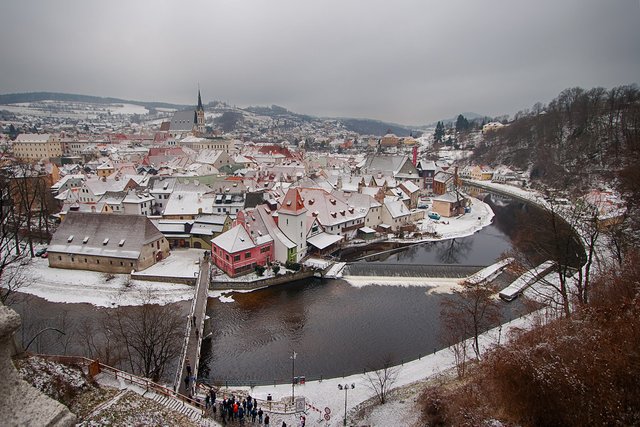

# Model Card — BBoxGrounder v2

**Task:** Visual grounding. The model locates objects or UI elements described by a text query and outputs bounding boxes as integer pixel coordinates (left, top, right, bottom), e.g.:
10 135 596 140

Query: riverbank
8 249 200 307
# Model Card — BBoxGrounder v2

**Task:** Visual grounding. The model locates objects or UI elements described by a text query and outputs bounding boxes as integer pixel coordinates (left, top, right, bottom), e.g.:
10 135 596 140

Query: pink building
211 224 274 277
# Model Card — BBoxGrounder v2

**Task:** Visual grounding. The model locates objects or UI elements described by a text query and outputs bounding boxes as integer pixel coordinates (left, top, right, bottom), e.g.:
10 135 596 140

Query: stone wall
211 270 315 291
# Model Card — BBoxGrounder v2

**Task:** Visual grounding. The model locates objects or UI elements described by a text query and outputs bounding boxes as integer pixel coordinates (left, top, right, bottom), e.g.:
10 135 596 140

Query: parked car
41 252 49 258
35 247 48 257
428 212 441 220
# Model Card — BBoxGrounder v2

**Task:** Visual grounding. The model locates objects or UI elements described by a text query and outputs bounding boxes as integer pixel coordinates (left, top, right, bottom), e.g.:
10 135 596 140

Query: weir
343 262 485 278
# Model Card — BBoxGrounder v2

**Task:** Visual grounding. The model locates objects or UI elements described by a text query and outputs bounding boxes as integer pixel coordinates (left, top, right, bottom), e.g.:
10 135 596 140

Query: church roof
169 110 196 132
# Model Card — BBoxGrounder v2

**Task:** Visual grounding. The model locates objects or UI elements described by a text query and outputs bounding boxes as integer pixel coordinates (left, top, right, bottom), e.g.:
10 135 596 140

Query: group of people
205 392 268 425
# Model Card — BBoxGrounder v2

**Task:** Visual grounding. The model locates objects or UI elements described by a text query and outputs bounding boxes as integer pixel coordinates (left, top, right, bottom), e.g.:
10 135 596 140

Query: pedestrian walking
205 394 210 411
258 408 263 424
251 407 257 423
264 414 270 426
184 375 189 390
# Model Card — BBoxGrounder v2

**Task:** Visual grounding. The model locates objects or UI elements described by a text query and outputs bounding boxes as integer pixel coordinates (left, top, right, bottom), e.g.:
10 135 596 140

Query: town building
47 212 170 273
211 224 274 277
13 133 63 160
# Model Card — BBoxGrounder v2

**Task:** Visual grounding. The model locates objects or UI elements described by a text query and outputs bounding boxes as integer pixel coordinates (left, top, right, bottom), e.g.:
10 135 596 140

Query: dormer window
286 201 292 206
83 236 89 244
330 199 336 205
340 210 345 216
331 212 337 218
119 239 126 247
103 238 109 245
67 235 74 242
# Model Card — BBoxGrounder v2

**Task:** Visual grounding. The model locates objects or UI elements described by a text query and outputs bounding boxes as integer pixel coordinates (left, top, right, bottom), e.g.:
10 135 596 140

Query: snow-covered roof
14 133 52 143
433 192 461 203
384 199 410 218
211 224 256 253
306 232 343 249
48 212 163 260
400 180 420 194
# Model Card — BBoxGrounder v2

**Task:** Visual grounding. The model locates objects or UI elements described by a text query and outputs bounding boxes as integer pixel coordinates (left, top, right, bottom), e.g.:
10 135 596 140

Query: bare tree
0 167 28 306
439 309 471 378
364 355 400 404
441 282 501 361
511 194 602 316
105 292 184 381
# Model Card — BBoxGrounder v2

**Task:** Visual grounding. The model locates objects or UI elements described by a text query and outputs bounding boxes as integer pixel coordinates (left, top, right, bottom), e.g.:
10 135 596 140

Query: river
200 193 549 384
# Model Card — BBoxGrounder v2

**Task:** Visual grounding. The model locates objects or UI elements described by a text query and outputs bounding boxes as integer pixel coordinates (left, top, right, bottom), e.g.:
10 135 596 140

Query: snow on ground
134 248 202 279
13 255 194 308
416 195 494 241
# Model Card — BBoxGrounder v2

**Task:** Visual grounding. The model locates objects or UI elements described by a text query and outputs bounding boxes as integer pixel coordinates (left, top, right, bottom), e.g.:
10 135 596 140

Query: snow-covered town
2 2 640 426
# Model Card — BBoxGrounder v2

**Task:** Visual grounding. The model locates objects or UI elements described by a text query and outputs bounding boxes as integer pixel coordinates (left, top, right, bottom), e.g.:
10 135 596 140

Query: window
234 255 241 261
225 254 229 261
245 252 251 259
260 246 270 253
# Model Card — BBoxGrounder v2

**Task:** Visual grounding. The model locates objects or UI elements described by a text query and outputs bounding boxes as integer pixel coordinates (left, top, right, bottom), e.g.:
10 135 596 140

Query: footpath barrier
31 354 205 414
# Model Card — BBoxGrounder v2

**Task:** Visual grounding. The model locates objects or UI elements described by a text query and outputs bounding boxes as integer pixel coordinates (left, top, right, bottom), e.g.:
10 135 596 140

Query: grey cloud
1 0 638 124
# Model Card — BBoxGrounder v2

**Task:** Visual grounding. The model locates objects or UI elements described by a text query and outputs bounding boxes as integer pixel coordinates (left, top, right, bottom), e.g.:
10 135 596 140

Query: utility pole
291 350 297 403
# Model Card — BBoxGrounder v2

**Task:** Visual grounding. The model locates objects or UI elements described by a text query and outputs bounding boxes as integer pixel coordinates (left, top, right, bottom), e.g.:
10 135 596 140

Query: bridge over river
174 256 210 396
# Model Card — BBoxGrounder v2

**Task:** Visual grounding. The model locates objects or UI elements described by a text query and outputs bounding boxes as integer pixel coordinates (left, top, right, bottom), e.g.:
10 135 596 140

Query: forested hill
471 84 640 191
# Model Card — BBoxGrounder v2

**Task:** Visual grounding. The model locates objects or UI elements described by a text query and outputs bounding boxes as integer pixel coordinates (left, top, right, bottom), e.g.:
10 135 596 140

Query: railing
173 265 199 392
32 353 205 412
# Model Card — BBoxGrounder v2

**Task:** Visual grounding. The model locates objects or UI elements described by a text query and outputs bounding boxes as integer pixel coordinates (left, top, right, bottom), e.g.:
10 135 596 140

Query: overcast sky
1 0 639 125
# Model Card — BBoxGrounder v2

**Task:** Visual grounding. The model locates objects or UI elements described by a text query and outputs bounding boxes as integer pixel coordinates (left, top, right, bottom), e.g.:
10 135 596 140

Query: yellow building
13 133 63 160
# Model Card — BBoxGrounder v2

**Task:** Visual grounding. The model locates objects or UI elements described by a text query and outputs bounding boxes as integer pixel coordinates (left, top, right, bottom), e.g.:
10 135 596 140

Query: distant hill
337 118 415 137
0 92 188 111
0 91 417 136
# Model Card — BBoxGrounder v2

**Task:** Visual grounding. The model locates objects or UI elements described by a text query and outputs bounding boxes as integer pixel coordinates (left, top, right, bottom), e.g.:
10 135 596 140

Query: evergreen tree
455 114 470 132
434 121 445 143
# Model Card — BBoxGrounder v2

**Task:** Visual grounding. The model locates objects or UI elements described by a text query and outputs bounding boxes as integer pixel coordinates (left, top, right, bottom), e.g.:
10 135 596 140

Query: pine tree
434 121 445 143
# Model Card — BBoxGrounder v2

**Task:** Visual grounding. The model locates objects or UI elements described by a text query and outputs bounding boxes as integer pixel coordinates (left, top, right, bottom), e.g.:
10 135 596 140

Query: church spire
197 87 203 111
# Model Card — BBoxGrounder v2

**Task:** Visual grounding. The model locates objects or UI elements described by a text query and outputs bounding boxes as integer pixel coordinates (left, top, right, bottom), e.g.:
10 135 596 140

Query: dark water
202 194 535 384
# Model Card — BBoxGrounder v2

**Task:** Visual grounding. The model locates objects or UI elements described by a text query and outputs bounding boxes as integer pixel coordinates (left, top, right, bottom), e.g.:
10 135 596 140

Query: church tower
195 89 205 134
278 188 308 262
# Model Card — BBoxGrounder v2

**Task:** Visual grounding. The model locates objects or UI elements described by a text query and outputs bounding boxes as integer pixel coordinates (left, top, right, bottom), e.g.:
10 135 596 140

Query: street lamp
290 350 297 403
337 383 355 426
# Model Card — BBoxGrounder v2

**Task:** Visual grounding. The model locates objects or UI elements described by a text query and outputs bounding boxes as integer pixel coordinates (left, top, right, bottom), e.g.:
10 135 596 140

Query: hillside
470 84 639 191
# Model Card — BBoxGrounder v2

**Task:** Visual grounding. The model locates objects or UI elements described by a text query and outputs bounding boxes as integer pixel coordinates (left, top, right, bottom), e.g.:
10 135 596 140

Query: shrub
255 265 266 276
285 261 301 271
272 264 281 275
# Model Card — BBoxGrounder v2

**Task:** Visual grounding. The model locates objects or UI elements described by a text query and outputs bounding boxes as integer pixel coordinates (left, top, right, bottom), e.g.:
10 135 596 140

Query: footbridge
174 255 210 396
